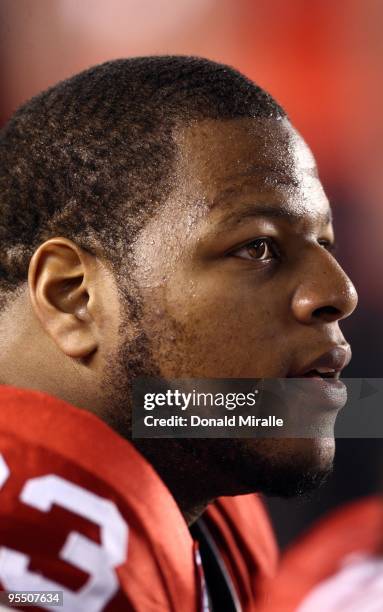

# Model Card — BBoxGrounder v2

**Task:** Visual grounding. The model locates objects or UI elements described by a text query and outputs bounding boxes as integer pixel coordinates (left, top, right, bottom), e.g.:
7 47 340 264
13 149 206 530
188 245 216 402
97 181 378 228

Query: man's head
0 57 358 509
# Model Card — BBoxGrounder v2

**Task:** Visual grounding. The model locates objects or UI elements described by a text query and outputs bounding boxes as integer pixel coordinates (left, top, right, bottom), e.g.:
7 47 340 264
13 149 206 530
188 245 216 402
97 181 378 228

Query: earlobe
28 239 99 359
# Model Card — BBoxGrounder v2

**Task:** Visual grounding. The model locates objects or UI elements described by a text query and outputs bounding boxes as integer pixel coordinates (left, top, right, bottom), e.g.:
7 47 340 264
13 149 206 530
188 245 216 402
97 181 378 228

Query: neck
132 439 216 525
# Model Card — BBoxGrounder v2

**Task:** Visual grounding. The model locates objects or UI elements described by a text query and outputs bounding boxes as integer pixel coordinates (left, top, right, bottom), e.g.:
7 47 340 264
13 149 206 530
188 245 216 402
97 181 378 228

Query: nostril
312 305 341 321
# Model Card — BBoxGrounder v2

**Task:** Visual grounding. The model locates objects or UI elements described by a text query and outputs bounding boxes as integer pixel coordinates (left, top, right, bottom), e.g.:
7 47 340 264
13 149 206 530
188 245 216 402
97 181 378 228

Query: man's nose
291 250 358 325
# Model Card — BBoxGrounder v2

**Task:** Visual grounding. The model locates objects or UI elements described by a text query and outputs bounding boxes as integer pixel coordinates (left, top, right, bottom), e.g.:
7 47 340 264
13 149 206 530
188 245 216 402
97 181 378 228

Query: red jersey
258 496 383 611
0 385 277 611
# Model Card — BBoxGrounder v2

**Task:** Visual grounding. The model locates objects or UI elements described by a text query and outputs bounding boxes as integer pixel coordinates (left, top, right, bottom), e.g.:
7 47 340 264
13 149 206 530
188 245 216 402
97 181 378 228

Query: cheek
140 280 290 378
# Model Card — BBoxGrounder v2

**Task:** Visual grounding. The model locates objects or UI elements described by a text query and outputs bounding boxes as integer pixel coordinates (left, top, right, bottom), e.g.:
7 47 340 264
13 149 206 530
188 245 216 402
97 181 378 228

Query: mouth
288 345 351 380
285 345 352 412
300 368 340 380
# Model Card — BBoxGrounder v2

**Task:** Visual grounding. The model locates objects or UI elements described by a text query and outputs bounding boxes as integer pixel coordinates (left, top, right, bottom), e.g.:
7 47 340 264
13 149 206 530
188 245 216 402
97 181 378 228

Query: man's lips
288 345 352 380
282 345 352 414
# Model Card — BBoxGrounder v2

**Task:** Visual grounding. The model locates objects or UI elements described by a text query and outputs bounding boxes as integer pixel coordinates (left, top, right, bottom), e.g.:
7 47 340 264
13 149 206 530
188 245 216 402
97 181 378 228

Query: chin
234 436 335 498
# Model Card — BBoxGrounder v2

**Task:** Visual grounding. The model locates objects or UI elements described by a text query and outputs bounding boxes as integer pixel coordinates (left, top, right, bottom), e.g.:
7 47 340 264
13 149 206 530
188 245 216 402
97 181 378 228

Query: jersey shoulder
257 496 383 611
0 385 199 612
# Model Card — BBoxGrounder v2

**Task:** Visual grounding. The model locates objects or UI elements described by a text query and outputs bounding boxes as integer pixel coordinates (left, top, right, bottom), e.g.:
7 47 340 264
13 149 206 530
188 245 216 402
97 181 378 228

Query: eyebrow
215 203 333 230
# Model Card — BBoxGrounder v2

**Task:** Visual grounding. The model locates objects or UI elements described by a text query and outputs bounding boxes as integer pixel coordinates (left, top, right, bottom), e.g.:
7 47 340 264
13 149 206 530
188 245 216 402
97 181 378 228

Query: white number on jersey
0 454 128 612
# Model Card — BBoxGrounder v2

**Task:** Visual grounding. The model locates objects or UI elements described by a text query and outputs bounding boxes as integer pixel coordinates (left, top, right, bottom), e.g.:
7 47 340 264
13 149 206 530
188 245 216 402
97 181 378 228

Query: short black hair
0 55 286 307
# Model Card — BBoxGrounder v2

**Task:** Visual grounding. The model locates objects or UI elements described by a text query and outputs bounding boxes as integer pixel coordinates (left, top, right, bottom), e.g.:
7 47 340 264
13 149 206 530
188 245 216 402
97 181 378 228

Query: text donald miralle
142 389 284 429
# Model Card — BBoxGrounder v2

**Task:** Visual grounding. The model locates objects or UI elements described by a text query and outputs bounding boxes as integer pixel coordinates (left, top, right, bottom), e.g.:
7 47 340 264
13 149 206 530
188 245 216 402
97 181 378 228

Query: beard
217 437 334 497
99 287 333 500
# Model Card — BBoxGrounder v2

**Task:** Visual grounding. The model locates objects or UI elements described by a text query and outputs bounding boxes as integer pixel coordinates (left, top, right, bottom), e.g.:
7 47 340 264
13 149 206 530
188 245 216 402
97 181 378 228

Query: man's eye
231 238 279 261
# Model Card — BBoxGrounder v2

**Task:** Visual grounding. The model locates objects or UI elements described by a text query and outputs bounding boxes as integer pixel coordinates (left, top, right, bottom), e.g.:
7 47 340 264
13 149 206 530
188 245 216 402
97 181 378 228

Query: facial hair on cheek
100 307 161 438
99 293 333 499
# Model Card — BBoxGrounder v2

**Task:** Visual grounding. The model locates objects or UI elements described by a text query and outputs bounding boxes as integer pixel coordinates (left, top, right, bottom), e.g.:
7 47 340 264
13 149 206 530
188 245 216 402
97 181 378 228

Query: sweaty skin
0 118 358 524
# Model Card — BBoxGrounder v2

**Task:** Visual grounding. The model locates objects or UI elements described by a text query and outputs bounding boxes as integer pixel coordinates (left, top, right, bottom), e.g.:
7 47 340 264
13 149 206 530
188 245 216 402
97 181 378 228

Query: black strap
190 517 243 612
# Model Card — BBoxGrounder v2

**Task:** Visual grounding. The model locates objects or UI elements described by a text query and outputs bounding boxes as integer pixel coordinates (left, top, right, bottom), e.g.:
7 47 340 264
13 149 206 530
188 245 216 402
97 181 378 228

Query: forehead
177 117 316 184
174 117 329 222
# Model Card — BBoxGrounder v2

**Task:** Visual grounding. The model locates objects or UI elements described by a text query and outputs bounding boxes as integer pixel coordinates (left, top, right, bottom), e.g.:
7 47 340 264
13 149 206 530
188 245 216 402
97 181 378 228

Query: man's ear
28 238 99 358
